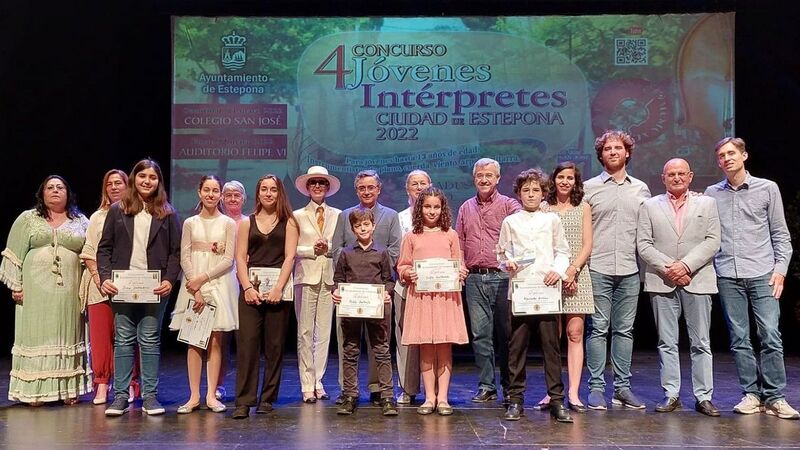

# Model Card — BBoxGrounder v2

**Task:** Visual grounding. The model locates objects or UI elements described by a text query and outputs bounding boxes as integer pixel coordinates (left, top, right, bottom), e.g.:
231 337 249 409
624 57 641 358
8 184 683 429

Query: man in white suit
293 166 342 403
331 169 403 405
637 158 721 417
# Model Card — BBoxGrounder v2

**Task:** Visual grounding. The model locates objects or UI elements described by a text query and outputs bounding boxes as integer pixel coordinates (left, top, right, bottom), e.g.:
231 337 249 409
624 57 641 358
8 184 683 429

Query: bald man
637 158 721 416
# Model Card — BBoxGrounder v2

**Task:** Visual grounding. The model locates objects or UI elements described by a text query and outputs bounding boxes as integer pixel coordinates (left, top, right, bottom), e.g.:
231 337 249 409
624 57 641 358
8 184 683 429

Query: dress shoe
569 400 588 413
695 400 721 417
335 393 347 405
550 403 574 423
337 396 357 415
436 402 453 416
369 392 382 406
381 398 399 416
256 402 273 414
417 402 435 415
471 388 497 403
315 389 330 400
231 406 249 419
655 396 682 413
504 403 523 421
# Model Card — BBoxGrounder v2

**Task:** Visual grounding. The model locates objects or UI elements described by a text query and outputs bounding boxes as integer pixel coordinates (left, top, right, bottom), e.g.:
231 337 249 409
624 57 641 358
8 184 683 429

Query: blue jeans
112 299 169 399
586 270 640 393
465 272 511 392
718 275 786 404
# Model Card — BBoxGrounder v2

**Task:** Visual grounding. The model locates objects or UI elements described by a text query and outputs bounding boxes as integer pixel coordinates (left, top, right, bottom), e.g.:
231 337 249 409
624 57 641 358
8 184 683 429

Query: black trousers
340 308 394 399
235 297 291 407
506 313 565 405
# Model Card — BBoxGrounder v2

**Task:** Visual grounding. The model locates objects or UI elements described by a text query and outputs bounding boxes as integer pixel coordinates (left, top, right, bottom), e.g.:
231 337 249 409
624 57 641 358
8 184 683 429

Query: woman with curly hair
0 175 91 405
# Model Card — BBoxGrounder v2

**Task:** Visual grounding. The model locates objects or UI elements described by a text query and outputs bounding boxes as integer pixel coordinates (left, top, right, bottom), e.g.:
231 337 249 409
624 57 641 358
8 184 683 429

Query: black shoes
337 396 357 415
369 392 382 406
255 402 273 414
504 403 523 421
550 403 574 423
471 388 498 403
335 393 347 405
655 397 682 413
231 406 249 419
381 398 399 416
695 400 721 417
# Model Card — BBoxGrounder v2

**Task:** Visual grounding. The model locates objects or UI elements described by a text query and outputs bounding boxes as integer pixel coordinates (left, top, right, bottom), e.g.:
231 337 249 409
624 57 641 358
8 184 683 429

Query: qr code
615 38 648 66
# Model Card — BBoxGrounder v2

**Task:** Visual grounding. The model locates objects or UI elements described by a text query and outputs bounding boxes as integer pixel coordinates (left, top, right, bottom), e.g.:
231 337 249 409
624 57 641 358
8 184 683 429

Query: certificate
414 258 461 293
337 283 385 319
177 300 216 350
248 267 293 301
111 270 161 303
511 277 562 316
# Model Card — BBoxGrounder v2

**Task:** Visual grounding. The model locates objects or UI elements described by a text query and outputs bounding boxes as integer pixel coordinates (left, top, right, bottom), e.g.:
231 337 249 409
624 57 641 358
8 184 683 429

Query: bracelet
244 286 254 293
569 264 580 273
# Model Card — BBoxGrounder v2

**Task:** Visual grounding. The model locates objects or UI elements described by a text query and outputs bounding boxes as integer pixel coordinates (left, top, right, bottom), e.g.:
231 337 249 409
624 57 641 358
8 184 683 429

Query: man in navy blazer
331 170 402 406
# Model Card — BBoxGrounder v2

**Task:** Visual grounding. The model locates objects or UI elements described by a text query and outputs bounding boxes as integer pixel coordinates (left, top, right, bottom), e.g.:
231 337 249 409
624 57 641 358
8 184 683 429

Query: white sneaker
733 393 763 414
765 399 800 420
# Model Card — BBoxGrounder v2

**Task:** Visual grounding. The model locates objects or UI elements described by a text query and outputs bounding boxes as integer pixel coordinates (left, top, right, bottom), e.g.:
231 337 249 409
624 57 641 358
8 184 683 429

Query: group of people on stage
1 131 797 423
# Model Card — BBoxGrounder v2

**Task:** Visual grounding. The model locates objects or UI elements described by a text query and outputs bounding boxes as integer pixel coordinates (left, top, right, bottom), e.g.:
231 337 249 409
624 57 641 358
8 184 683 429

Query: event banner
172 15 734 217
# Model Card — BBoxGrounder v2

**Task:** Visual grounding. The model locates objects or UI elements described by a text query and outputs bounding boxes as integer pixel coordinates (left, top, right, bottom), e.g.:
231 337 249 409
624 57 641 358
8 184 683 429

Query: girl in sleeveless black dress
232 175 299 419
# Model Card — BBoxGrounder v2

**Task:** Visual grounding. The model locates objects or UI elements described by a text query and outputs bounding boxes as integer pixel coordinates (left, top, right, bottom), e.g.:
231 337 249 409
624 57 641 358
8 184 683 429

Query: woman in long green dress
0 175 92 405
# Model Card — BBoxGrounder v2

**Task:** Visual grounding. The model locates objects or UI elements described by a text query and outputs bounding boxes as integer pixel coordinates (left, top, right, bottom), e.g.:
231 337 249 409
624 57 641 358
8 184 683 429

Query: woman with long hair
1 175 91 405
537 161 594 412
97 159 181 416
80 169 142 405
231 174 298 419
169 175 238 413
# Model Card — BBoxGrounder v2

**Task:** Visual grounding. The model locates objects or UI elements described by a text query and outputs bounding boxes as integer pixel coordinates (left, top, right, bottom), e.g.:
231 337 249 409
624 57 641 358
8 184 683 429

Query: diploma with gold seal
177 299 217 350
111 270 161 303
511 277 562 316
337 283 385 319
414 258 461 293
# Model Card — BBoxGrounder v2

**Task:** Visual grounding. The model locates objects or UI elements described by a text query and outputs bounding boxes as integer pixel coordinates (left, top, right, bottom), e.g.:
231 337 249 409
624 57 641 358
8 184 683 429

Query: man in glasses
331 169 403 409
456 158 520 406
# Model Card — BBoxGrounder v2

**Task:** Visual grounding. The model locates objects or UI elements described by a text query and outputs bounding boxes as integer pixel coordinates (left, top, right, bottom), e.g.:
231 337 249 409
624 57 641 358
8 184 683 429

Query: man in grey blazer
637 158 721 417
331 169 403 406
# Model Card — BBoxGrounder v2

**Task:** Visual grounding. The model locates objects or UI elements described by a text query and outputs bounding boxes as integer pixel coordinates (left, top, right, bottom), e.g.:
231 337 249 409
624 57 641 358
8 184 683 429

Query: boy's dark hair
349 206 375 228
513 168 550 196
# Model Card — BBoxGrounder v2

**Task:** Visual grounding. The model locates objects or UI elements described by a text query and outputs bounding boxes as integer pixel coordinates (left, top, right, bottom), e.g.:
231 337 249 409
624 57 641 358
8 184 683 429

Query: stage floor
1 351 799 449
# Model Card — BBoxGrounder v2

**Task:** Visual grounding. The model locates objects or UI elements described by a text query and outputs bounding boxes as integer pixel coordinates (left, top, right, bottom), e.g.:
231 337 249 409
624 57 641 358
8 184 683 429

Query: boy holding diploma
332 207 397 416
497 169 573 423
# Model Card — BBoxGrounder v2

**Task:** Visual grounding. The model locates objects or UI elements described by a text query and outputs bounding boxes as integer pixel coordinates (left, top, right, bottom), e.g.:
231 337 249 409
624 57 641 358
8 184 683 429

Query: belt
468 267 501 274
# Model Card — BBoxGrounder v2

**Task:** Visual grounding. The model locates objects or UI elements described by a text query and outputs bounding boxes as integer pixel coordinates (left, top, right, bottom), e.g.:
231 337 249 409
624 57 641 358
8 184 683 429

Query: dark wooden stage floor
1 351 799 449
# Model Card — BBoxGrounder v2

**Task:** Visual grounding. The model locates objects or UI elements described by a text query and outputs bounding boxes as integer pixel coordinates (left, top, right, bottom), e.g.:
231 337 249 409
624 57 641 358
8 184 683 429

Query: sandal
64 398 79 406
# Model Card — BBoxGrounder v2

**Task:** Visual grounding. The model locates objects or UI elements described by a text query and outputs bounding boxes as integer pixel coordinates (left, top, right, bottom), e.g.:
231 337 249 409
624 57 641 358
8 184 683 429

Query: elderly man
394 170 430 404
637 158 721 416
456 158 520 404
331 169 403 407
705 137 798 420
584 130 651 410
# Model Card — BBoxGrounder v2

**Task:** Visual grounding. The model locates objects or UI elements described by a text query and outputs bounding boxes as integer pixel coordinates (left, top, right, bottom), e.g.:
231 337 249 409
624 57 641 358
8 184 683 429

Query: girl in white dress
169 175 238 413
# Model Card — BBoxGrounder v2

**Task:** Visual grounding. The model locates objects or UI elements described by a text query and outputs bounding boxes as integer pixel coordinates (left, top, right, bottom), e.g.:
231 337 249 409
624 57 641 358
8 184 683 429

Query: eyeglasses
357 185 379 193
307 179 330 187
45 185 66 192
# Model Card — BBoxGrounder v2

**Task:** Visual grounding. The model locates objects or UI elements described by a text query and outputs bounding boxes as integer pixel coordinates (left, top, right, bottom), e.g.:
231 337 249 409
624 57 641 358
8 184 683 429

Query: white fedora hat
295 166 341 197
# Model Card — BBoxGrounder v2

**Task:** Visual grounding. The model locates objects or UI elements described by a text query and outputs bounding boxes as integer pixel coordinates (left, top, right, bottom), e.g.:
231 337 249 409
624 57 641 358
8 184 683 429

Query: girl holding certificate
396 187 468 416
231 175 298 419
97 159 181 417
169 175 238 414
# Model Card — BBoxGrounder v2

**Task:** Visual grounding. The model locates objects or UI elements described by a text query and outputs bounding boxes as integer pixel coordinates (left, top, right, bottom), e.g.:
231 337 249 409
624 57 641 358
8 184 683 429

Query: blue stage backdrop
171 14 734 216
